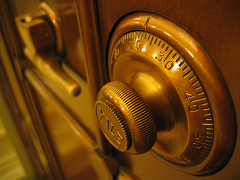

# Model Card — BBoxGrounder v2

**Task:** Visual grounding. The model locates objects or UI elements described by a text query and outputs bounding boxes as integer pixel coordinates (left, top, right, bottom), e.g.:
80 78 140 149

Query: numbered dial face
107 13 236 175
110 30 213 166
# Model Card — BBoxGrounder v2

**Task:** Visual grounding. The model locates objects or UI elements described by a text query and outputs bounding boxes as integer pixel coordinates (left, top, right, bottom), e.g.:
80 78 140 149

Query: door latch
16 2 80 96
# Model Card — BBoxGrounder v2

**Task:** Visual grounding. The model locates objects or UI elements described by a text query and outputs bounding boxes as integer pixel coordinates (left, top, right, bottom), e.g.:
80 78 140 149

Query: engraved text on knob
98 106 124 145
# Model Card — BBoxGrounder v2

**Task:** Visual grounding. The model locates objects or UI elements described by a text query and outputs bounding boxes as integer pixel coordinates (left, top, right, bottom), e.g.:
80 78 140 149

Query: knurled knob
95 81 157 154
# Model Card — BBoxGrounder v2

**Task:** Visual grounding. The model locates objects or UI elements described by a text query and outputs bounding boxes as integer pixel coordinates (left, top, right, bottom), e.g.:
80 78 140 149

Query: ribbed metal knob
95 81 157 154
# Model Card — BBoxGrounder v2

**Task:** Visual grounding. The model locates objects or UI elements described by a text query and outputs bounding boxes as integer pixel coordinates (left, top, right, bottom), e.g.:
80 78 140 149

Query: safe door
0 0 240 179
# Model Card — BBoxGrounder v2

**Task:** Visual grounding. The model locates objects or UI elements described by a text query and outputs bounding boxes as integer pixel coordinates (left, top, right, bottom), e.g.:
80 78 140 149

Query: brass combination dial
95 13 236 175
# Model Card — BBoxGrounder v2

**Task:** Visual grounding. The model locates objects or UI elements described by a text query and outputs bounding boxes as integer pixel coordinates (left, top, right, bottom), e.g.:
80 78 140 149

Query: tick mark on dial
145 17 150 31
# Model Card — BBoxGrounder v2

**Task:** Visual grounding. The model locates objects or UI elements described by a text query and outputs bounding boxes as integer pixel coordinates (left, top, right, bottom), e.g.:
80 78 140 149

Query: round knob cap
95 81 157 154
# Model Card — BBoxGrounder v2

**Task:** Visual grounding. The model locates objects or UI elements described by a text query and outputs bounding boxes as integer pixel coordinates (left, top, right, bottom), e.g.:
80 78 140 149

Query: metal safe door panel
1 0 240 179
6 0 98 138
1 0 101 179
91 0 240 179
33 85 98 179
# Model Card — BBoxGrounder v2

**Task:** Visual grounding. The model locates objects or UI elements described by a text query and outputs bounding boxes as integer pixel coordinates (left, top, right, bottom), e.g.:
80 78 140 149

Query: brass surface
96 100 131 153
103 13 236 175
38 2 64 57
15 9 81 96
74 0 112 155
24 68 119 179
24 68 95 150
96 81 156 154
27 77 98 180
2 0 239 179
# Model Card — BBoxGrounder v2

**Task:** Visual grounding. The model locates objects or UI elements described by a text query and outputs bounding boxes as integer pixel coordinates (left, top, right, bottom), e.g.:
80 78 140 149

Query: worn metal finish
24 67 119 180
38 2 65 57
104 13 236 175
1 0 239 179
94 0 240 179
74 0 112 155
15 8 81 96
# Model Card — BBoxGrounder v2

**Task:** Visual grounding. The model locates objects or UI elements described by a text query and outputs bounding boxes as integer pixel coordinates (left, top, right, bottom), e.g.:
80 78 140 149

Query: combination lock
95 12 236 175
